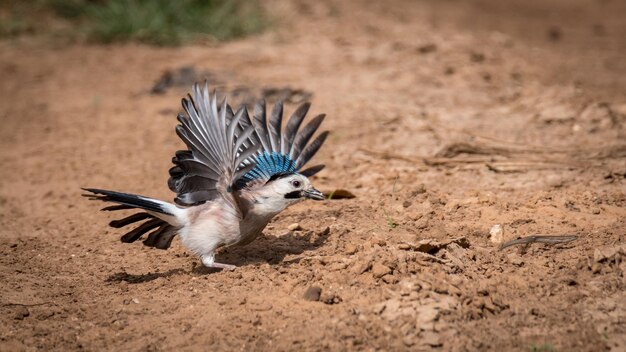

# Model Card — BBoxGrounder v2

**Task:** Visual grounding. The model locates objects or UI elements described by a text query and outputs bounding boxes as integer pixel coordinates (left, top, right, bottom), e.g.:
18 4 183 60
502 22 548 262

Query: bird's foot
201 254 236 271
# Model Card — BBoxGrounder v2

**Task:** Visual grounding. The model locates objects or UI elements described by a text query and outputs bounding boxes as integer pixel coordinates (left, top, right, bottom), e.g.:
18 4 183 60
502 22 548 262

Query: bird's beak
303 187 325 201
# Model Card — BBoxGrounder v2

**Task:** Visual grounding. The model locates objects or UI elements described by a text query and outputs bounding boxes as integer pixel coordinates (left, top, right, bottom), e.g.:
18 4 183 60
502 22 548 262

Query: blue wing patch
238 152 296 187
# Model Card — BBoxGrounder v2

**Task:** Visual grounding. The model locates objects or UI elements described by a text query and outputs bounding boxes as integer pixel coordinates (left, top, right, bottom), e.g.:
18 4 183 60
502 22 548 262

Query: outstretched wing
168 83 258 206
235 100 329 188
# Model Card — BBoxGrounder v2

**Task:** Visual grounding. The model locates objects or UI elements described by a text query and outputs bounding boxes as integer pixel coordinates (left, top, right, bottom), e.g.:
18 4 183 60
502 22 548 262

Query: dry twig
499 235 578 251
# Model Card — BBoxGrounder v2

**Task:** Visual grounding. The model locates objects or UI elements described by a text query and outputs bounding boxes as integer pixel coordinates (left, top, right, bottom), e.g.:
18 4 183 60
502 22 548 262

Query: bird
82 83 329 270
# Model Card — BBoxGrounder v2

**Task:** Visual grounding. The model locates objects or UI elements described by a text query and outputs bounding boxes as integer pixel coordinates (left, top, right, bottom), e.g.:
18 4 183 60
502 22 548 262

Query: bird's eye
291 180 301 188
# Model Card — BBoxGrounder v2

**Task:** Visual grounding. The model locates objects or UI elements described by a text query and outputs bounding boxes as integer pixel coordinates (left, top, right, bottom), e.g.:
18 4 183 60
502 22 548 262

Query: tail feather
82 188 184 250
109 212 152 228
120 218 163 243
102 204 134 211
143 225 177 249
82 188 174 215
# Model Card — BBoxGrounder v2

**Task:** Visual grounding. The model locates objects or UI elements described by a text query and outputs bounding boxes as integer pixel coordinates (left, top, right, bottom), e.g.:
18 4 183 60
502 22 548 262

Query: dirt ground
1 0 625 351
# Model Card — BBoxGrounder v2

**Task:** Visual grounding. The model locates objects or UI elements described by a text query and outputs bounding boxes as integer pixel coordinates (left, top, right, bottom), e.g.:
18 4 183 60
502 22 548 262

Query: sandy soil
1 0 625 351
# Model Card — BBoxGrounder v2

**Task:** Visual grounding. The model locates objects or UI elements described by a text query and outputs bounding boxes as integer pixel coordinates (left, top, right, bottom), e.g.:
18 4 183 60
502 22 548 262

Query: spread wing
168 83 259 206
235 99 329 187
169 83 329 205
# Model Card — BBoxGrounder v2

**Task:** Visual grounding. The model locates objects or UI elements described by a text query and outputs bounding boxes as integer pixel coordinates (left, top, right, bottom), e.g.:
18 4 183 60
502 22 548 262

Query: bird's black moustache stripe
284 191 302 199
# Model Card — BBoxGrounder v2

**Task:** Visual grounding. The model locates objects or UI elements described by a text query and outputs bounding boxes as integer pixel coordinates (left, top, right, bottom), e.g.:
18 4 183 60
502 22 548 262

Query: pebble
371 263 392 278
251 302 273 311
320 292 342 305
417 43 437 54
591 262 602 274
405 209 423 222
414 217 429 230
414 239 438 253
13 306 30 320
287 223 302 231
489 224 504 244
398 243 412 250
381 274 397 284
402 335 417 346
303 286 322 301
344 244 358 255
352 260 372 275
594 245 624 262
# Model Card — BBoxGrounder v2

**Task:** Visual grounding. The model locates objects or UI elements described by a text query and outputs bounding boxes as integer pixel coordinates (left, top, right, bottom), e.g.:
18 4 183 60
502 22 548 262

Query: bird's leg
210 262 236 270
201 253 236 271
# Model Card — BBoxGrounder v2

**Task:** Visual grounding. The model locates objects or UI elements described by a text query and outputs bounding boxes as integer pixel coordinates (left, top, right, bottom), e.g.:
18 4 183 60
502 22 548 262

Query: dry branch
499 235 578 251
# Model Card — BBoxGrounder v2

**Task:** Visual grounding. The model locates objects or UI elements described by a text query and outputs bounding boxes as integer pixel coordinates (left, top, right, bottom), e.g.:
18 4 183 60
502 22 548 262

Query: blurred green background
0 0 267 45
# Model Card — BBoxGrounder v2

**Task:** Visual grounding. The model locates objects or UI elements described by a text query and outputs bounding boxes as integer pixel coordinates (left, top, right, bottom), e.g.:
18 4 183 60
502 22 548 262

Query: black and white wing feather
236 99 329 187
168 83 258 206
169 83 328 204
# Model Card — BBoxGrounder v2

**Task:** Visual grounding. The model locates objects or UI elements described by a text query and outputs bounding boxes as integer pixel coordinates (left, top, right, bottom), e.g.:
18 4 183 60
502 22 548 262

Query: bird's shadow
106 268 185 284
108 227 332 280
189 227 331 275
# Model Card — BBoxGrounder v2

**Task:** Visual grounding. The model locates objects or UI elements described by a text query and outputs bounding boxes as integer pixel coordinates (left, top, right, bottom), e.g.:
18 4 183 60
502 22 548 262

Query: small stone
444 200 460 213
489 224 504 244
594 245 622 262
131 298 140 304
405 209 422 222
398 243 411 250
344 244 358 255
371 263 392 278
252 315 262 326
403 335 417 346
417 43 437 54
36 310 56 320
352 260 372 275
251 302 273 311
478 192 497 204
412 184 427 195
287 223 302 231
326 189 356 199
381 274 397 284
303 286 322 301
591 262 602 274
415 239 438 254
13 306 30 320
320 292 342 305
414 216 429 229
470 52 485 63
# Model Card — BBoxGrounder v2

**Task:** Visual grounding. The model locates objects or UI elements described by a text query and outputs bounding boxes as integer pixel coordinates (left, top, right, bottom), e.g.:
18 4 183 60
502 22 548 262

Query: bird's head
274 173 325 202
248 173 324 214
